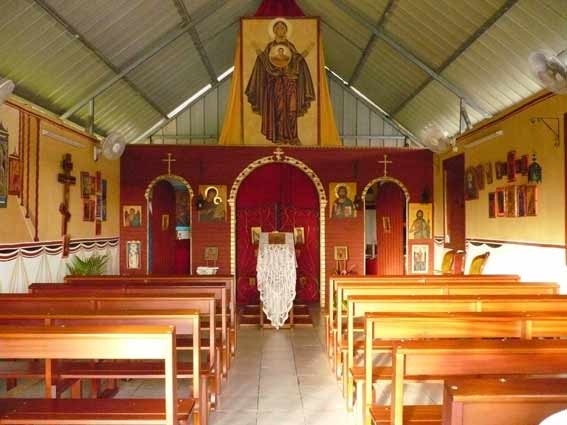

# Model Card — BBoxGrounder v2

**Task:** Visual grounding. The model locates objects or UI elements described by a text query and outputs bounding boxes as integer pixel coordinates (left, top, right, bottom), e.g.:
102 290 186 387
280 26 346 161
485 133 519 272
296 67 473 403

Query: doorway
145 176 192 274
364 178 409 275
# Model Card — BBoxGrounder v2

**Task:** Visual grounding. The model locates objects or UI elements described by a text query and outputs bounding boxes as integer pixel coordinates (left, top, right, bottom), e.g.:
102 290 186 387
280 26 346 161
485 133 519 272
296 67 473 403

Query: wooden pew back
0 324 190 425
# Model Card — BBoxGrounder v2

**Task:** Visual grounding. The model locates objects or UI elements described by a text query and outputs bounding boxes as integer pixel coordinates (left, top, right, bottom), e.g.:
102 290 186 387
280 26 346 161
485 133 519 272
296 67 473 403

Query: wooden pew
28 283 232 376
326 274 520 356
0 325 195 425
363 314 567 425
344 294 567 410
331 281 558 373
64 274 236 352
32 276 236 362
443 378 567 425
0 296 217 415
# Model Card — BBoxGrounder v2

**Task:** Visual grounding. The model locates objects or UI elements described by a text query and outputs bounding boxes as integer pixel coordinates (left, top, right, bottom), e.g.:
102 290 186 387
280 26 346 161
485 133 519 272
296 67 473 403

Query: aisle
212 315 353 425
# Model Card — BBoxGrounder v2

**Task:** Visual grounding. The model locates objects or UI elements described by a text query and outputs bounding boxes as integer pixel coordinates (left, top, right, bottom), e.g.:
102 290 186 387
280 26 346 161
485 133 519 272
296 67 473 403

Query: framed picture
410 243 429 274
505 185 517 217
495 161 506 180
161 214 169 230
251 226 261 245
204 246 219 261
475 164 485 190
126 240 141 269
123 205 142 227
330 182 357 218
485 162 493 185
526 185 538 216
517 185 527 217
198 185 227 222
175 191 189 227
8 156 21 195
95 171 102 194
496 187 506 217
488 192 496 218
520 155 529 175
464 167 479 200
507 150 516 182
95 195 102 220
382 216 391 233
102 179 107 199
80 172 90 199
334 246 348 261
89 176 96 195
408 203 432 239
83 199 92 221
293 227 305 245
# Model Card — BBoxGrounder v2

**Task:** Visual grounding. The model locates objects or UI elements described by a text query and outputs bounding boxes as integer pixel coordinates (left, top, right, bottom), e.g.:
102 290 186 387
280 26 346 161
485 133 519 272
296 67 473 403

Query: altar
256 232 297 329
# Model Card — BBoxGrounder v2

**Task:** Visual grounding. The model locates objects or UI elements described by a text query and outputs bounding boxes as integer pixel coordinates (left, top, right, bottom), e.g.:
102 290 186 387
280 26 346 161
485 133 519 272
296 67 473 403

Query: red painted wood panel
150 181 177 274
444 154 466 250
375 182 405 275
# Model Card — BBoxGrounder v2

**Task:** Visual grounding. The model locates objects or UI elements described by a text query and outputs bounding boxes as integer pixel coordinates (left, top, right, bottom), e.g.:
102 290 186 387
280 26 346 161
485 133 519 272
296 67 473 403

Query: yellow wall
0 101 120 244
434 93 566 245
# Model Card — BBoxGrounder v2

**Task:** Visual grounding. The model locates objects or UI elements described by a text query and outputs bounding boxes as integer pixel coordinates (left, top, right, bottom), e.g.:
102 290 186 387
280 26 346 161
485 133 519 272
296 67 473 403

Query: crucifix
57 153 76 237
162 153 176 175
273 147 284 161
378 154 393 177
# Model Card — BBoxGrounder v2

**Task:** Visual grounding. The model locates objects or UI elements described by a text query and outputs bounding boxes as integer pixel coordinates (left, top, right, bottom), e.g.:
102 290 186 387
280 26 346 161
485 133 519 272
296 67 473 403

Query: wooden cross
379 154 392 176
273 147 284 161
162 153 176 175
57 153 76 237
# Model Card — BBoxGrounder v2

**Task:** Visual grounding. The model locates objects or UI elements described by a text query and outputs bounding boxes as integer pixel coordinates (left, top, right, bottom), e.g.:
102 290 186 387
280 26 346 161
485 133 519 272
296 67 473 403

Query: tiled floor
211 312 354 425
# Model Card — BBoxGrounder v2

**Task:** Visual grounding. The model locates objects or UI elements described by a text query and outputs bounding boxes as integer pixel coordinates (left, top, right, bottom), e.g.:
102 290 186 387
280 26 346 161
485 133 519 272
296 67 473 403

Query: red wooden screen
375 182 406 275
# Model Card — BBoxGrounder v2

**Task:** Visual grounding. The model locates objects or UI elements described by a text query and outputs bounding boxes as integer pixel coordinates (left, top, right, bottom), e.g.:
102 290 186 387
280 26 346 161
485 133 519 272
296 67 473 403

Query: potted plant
66 254 108 276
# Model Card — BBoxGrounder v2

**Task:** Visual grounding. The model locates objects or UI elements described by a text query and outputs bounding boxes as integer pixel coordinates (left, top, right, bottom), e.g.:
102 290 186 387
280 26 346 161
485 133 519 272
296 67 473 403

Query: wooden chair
438 250 456 274
468 252 490 275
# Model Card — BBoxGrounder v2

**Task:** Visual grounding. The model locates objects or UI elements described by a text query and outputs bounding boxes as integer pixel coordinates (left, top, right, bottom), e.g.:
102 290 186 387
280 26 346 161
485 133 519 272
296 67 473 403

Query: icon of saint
409 209 431 239
333 185 354 218
245 19 316 145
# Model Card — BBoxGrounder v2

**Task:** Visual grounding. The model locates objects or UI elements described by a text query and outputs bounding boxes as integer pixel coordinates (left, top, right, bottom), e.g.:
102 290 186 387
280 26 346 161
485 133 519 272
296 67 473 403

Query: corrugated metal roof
127 33 209 115
1 0 565 147
42 0 181 69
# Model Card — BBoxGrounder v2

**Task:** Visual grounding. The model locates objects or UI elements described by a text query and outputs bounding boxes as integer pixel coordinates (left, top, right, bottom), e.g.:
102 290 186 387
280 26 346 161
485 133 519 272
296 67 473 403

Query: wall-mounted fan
528 50 567 94
0 79 15 106
94 132 126 161
420 124 456 153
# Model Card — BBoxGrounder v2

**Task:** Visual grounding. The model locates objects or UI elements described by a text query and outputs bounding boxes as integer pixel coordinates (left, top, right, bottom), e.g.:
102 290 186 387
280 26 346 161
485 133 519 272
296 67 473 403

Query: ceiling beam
58 0 229 120
348 0 396 86
391 0 519 117
330 0 491 118
33 0 168 120
171 0 218 84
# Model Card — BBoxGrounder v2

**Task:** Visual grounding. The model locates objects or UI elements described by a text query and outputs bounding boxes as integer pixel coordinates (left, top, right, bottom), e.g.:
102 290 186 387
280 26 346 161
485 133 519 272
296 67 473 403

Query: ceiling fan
528 49 567 94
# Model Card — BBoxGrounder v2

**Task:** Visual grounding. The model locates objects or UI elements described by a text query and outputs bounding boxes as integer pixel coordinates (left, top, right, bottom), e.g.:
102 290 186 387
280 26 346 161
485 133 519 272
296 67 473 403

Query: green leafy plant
66 254 108 276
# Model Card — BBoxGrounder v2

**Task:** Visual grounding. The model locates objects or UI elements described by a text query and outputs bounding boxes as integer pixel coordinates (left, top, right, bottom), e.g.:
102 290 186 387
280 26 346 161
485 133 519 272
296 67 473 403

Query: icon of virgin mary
245 19 316 145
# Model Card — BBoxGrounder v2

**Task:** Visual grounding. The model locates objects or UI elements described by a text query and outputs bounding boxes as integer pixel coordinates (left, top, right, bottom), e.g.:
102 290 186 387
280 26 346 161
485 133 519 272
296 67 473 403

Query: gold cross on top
162 153 176 175
379 154 393 176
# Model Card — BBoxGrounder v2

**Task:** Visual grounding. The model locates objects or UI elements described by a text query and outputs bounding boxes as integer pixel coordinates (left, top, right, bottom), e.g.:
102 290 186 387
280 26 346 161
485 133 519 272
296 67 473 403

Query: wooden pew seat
0 398 194 424
370 405 442 425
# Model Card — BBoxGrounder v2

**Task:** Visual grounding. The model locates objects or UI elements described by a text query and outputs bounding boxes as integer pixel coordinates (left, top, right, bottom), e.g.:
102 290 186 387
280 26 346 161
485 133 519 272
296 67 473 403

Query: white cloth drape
256 232 297 329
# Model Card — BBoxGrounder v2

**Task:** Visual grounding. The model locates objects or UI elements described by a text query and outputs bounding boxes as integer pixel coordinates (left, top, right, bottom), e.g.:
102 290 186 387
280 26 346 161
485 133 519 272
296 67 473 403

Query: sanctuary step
239 304 313 328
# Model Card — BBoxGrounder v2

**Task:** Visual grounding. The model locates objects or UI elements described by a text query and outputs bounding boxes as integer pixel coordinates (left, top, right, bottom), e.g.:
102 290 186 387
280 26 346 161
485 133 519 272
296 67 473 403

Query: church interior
0 0 567 424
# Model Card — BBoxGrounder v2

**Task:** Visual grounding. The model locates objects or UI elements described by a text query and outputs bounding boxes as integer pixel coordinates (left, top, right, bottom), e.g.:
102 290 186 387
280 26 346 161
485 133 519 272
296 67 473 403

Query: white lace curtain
256 232 297 329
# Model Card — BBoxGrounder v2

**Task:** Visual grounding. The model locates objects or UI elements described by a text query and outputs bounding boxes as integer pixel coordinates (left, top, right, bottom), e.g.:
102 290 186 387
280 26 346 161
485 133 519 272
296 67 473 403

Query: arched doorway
144 175 193 274
228 152 328 306
362 177 409 275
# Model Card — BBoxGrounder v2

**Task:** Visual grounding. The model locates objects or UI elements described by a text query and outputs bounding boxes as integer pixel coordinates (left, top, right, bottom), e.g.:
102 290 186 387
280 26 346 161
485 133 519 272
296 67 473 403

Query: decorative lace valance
256 232 297 328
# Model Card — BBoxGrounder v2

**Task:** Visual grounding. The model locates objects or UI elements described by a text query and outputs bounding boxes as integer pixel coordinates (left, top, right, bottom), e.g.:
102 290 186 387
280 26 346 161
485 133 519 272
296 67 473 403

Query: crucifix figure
162 153 176 175
273 147 284 161
57 153 76 237
379 154 392 177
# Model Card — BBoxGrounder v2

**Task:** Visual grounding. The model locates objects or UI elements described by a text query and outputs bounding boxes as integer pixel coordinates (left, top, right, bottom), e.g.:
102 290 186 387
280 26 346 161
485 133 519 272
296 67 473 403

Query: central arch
228 153 328 306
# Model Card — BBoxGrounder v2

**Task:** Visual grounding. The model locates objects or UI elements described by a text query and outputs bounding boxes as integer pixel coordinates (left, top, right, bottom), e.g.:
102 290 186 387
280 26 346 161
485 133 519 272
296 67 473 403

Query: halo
334 184 349 198
205 186 223 205
268 17 292 39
